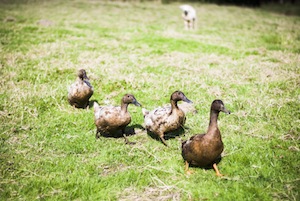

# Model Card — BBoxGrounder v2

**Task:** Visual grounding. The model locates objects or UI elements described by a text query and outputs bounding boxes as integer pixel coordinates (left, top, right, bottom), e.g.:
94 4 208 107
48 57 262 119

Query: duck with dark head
68 69 93 109
182 99 230 176
142 90 193 146
94 94 141 144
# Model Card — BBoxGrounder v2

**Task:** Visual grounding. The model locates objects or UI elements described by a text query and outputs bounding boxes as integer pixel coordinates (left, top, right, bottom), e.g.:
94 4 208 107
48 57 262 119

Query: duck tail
94 102 100 112
142 108 149 117
181 140 187 148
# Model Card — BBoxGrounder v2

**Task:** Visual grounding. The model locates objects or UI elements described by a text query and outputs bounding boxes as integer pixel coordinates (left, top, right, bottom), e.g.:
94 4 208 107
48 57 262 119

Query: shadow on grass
146 126 187 145
88 99 99 109
188 155 223 171
95 124 144 139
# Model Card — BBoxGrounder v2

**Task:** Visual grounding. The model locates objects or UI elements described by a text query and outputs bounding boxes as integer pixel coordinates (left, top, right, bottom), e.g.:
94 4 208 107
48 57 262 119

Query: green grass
1 0 299 200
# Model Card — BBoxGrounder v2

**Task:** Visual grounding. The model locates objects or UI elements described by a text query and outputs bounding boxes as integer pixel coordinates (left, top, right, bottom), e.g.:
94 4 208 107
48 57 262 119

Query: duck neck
121 102 129 114
170 99 179 111
207 110 220 135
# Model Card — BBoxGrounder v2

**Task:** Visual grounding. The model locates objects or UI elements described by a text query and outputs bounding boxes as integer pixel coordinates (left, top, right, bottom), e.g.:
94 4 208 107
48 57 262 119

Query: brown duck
142 91 192 146
181 100 230 176
94 94 141 144
68 69 93 109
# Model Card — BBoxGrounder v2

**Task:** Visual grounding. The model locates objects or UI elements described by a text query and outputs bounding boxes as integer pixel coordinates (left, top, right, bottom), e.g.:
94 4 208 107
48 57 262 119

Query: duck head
122 94 141 107
171 91 193 103
78 69 88 80
211 100 230 114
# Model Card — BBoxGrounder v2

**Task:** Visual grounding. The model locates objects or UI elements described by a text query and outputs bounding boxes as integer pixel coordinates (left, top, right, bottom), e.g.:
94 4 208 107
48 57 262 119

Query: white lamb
179 5 196 30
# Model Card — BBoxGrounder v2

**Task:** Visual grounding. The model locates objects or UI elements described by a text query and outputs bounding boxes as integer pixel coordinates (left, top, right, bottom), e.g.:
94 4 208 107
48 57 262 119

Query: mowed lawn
0 0 299 200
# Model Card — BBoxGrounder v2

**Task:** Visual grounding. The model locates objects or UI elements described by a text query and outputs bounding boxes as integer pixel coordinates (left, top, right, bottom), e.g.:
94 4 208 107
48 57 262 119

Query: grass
0 0 299 200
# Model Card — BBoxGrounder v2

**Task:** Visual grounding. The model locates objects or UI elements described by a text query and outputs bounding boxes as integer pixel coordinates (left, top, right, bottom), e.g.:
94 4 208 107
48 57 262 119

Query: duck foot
125 141 136 145
96 131 101 139
213 163 223 177
123 134 136 145
184 161 194 175
160 136 168 146
186 170 194 175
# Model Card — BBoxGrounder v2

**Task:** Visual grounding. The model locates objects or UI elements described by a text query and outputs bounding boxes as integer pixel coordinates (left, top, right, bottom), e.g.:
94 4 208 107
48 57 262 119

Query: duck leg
213 163 223 177
96 130 101 139
122 129 135 145
159 132 168 146
184 161 194 175
85 102 89 110
160 136 168 146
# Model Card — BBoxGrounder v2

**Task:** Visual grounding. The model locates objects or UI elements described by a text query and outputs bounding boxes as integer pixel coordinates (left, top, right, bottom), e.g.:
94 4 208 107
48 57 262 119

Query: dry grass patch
119 185 182 201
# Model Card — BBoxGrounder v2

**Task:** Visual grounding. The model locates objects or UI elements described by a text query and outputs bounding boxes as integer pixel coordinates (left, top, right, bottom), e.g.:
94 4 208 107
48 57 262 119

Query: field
0 0 299 200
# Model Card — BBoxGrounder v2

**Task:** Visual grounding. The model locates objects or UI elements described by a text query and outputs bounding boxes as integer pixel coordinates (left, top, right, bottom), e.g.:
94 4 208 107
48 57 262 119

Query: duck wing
94 104 121 121
94 104 131 133
182 133 205 147
182 134 206 164
68 82 80 97
143 106 171 129
68 80 93 103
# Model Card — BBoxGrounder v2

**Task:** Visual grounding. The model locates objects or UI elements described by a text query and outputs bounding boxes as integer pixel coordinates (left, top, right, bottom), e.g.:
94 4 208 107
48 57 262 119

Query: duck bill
183 97 193 104
133 100 142 107
222 107 231 114
83 74 89 80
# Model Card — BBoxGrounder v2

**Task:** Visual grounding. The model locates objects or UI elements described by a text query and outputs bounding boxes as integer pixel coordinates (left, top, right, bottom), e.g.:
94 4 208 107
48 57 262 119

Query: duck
94 94 141 144
68 69 93 109
181 99 230 176
142 90 192 146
